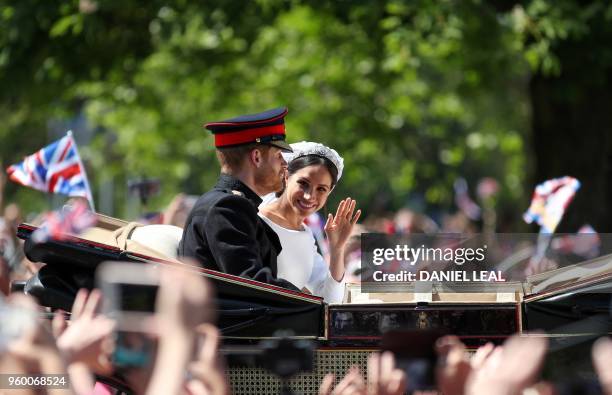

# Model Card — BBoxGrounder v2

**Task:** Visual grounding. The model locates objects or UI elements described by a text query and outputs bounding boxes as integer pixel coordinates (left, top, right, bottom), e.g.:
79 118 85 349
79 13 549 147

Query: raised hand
325 198 361 251
367 351 406 395
318 352 406 395
319 367 366 395
56 288 115 375
435 335 473 395
6 294 59 364
5 294 72 395
466 334 547 395
155 265 214 334
187 323 231 395
146 265 214 395
593 337 612 395
325 198 361 281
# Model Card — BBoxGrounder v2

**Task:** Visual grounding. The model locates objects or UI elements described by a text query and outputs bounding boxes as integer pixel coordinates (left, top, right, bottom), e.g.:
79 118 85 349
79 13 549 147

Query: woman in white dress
259 142 360 303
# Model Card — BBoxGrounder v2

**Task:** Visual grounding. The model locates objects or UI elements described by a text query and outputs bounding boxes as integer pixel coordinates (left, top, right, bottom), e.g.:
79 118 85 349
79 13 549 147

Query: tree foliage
2 0 609 226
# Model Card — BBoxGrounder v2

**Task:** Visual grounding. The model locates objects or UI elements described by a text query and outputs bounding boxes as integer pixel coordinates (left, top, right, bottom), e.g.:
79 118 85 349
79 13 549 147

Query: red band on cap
214 124 286 147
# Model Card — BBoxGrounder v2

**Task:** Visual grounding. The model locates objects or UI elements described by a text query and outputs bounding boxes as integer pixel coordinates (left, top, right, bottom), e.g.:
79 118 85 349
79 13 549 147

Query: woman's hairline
287 154 339 184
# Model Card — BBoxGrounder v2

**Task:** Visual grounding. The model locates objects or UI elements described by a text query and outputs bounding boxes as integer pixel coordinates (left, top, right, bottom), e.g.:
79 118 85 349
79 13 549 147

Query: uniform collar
216 174 263 207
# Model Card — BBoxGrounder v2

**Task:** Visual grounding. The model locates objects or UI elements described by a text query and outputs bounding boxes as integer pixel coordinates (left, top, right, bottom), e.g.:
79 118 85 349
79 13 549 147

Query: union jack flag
32 200 97 243
6 131 94 209
523 176 580 234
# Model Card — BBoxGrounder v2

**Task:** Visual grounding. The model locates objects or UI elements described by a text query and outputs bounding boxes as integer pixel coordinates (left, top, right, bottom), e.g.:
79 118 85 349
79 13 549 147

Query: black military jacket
179 174 298 291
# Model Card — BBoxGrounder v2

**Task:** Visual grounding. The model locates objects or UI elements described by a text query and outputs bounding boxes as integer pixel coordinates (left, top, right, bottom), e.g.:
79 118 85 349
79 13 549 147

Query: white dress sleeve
306 251 345 303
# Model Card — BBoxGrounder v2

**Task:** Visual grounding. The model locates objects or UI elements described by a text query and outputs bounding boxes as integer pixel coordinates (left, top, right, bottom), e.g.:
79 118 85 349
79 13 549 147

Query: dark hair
288 155 339 187
275 154 338 198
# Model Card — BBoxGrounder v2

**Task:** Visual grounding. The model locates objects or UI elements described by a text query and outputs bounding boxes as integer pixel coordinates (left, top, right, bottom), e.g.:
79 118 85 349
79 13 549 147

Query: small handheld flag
523 176 580 275
32 200 97 243
6 131 95 210
523 176 580 234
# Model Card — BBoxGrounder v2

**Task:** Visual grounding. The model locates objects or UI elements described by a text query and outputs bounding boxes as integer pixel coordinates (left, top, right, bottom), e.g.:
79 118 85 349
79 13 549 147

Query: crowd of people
0 107 611 394
1 273 611 394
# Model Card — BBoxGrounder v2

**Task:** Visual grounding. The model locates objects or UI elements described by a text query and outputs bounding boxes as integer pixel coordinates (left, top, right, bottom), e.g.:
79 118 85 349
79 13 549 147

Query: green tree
7 0 605 231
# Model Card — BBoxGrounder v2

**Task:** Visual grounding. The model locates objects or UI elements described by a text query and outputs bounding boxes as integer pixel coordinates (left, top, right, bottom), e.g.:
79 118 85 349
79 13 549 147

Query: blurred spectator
362 214 396 235
441 212 477 235
1 294 70 391
393 208 439 234
145 264 218 395
162 193 198 228
318 351 406 395
1 203 24 269
1 273 611 394
343 224 366 283
0 203 26 295
135 194 198 227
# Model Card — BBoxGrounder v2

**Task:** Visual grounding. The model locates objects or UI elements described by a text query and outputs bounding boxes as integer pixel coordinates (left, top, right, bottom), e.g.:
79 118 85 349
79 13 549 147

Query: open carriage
13 214 612 394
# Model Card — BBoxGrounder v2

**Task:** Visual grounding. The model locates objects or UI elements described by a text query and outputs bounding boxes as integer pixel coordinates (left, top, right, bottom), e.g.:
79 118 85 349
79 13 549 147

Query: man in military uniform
179 107 298 290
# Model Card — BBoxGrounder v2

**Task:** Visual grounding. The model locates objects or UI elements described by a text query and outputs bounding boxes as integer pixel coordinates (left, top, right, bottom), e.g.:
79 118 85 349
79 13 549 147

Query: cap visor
268 140 293 153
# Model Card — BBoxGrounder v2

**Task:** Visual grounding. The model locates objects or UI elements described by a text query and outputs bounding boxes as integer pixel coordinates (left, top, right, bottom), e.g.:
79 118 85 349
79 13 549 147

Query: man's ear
250 148 262 168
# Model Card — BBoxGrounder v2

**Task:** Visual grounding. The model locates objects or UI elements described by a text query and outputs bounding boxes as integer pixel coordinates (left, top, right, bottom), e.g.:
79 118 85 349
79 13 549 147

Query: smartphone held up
97 262 160 368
